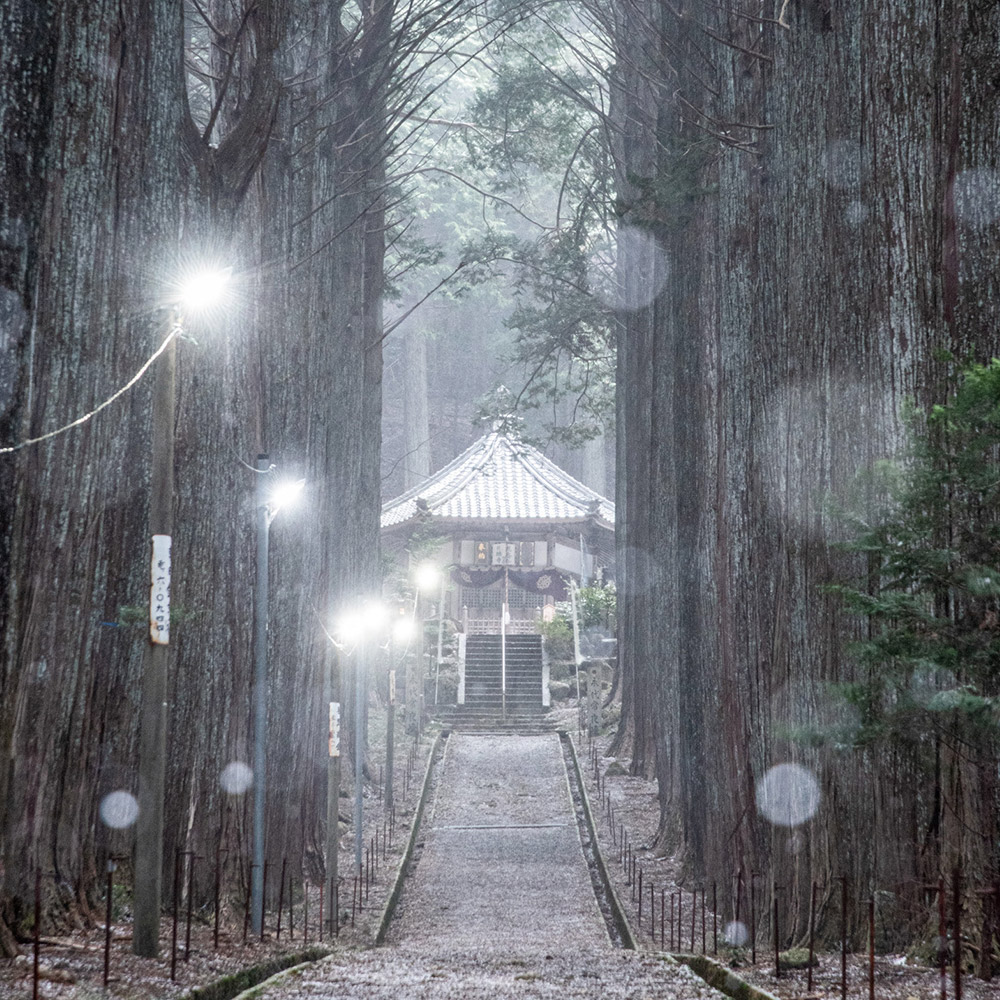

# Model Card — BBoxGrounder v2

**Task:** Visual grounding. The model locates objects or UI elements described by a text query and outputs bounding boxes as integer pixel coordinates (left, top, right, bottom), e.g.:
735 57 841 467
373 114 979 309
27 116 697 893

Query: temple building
381 426 615 714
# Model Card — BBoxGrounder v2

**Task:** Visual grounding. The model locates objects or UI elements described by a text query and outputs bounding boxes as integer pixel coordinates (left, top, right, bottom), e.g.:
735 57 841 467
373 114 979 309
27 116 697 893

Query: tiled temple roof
381 431 614 531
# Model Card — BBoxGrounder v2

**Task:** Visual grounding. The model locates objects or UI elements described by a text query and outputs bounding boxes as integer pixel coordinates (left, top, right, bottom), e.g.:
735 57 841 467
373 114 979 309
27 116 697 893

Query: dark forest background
1 0 998 959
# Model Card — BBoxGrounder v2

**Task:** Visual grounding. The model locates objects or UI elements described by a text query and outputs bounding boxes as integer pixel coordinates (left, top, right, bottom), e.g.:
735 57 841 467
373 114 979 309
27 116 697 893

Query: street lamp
411 562 439 735
251 459 305 935
387 615 416 812
336 600 386 876
134 266 231 959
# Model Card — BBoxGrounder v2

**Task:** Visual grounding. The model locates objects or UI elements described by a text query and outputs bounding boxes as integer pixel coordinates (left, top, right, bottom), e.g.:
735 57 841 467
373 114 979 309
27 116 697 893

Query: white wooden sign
329 701 341 757
389 670 396 706
149 534 171 645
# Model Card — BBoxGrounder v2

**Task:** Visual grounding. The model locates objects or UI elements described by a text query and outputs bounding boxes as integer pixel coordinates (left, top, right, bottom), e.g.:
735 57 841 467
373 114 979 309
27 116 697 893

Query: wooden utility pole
134 313 176 957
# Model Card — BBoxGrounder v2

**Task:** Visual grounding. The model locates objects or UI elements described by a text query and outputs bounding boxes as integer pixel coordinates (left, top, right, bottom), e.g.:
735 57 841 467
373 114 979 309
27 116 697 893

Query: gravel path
387 732 608 952
248 733 730 1000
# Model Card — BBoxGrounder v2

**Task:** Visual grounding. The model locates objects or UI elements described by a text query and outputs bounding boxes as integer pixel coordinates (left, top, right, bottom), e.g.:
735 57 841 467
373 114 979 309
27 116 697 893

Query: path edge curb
183 945 331 1000
560 730 638 950
672 954 782 1000
373 728 446 945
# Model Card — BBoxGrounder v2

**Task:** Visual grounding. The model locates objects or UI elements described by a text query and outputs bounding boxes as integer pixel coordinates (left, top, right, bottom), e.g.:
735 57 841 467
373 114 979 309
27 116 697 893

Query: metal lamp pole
354 636 366 875
251 454 270 934
133 309 177 958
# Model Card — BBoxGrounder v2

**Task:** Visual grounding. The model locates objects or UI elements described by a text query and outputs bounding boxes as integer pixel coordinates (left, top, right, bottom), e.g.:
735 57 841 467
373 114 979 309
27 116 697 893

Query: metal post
841 875 848 1000
104 861 114 988
355 638 366 874
807 881 817 992
33 867 40 1000
501 569 508 720
325 663 340 924
134 313 176 958
435 574 446 705
251 453 270 934
185 854 196 961
386 671 395 813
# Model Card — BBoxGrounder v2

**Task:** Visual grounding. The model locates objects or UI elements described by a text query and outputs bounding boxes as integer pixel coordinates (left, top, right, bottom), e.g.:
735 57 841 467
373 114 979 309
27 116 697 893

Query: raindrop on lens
724 921 749 947
220 761 253 795
756 762 820 827
100 790 139 829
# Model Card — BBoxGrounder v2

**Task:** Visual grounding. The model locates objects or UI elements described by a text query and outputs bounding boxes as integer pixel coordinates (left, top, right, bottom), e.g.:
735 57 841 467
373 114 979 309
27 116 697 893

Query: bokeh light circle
756 762 820 827
220 761 253 795
100 790 139 829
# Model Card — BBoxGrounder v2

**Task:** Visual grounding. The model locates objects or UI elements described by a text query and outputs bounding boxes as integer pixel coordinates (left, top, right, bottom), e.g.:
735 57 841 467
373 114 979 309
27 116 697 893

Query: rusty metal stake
713 881 718 955
214 846 226 951
678 891 683 951
691 888 696 952
953 867 962 1000
939 875 947 1000
185 853 197 961
351 876 357 926
304 880 308 945
334 880 340 936
638 867 643 922
319 879 324 942
660 888 665 949
774 886 781 978
750 873 757 965
276 858 286 940
869 895 875 1000
841 875 848 1000
289 869 295 938
171 849 181 981
33 867 41 1000
807 881 817 993
702 886 706 954
243 866 253 944
103 860 115 988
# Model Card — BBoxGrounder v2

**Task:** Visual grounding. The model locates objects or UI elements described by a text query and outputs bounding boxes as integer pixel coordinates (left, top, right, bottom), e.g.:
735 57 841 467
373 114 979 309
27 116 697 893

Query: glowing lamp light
361 600 388 632
176 266 233 314
393 616 417 644
415 561 439 593
336 600 387 646
269 478 305 514
336 610 364 646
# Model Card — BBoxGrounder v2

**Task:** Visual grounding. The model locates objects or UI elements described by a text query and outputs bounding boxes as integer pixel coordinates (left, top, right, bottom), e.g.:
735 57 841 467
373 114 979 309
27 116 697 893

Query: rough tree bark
0 0 387 951
612 0 1000 939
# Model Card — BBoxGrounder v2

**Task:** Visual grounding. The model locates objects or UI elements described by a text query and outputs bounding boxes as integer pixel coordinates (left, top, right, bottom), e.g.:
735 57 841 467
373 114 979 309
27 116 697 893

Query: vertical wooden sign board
149 534 171 645
389 670 396 706
329 702 340 757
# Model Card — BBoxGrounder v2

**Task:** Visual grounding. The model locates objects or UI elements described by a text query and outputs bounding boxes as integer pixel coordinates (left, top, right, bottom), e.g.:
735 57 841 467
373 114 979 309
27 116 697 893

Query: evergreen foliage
826 359 1000 759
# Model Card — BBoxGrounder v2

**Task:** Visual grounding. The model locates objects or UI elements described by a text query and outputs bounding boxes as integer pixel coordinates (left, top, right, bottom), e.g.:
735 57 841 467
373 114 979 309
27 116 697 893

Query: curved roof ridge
381 428 614 530
501 435 607 508
381 431 499 516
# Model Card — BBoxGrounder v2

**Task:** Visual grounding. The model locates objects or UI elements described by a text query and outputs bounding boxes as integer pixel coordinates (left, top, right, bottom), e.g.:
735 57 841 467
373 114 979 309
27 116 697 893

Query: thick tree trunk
0 0 387 952
613 0 1000 932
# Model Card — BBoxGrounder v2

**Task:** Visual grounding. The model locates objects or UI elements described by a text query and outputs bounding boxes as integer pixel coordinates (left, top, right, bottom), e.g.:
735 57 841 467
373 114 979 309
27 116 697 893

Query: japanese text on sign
329 702 340 757
149 534 171 645
389 670 396 706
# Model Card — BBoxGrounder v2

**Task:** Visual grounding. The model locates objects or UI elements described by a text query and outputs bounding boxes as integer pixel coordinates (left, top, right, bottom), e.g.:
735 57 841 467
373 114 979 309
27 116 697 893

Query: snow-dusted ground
387 733 608 951
251 732 728 999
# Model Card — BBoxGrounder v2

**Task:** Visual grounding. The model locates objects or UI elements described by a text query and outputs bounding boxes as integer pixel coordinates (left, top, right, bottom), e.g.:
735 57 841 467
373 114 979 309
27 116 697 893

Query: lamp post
250 461 305 935
134 267 231 959
336 601 386 879
388 616 416 813
411 563 439 734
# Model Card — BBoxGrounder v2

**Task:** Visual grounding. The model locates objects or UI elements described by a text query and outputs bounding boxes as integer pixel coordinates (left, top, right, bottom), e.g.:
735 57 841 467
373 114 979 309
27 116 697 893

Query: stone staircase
437 633 553 732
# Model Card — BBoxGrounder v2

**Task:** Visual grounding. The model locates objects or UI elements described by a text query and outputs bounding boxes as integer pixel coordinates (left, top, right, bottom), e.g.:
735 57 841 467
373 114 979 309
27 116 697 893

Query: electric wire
0 319 181 455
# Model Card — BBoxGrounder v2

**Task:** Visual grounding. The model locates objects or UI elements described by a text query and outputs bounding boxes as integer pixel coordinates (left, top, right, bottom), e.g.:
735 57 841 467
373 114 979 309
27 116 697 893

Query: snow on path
250 733 728 999
387 732 608 951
